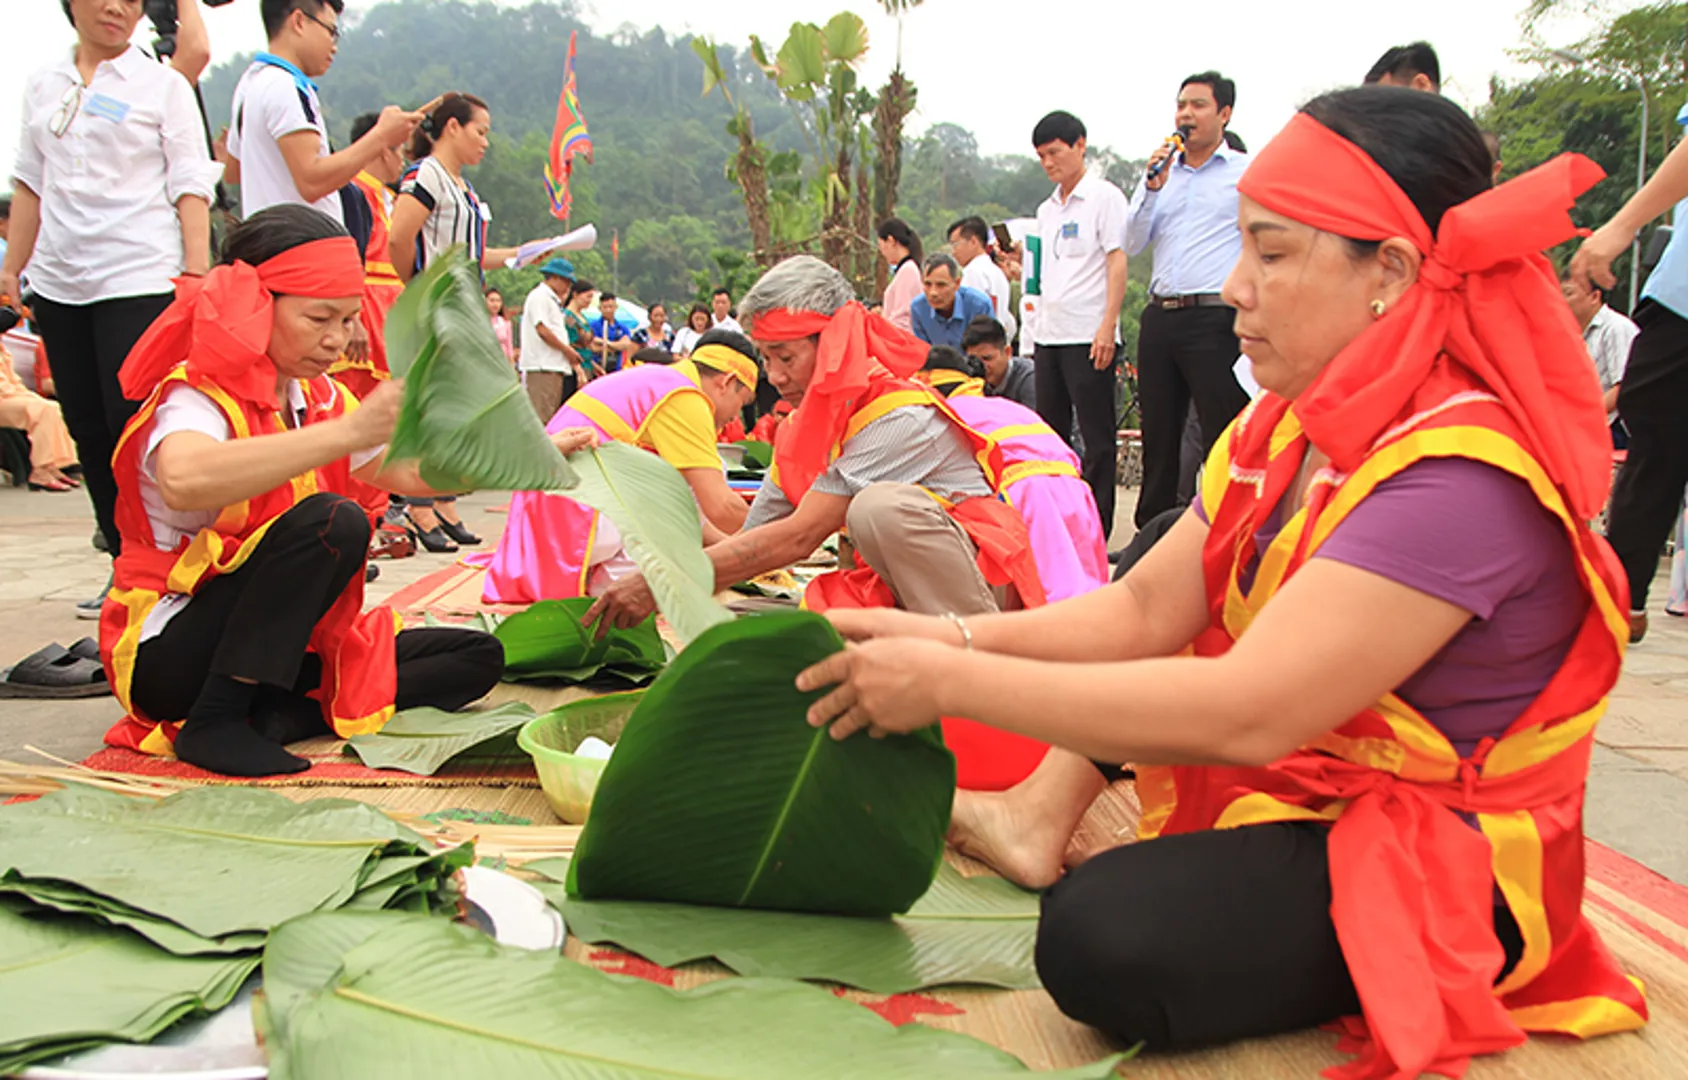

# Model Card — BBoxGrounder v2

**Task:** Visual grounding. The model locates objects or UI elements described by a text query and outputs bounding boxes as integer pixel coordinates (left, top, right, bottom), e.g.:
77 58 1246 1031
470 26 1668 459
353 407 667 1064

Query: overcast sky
3 0 1626 190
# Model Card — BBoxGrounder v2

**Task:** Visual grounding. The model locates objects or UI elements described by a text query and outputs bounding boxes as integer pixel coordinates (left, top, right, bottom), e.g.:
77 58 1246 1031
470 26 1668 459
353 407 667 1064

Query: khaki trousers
845 483 1000 616
524 371 567 425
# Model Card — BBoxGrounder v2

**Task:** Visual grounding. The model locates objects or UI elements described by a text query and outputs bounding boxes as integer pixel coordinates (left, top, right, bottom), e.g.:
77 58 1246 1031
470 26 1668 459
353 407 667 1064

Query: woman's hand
824 607 965 646
1570 221 1635 292
347 380 403 449
796 637 954 741
551 426 597 455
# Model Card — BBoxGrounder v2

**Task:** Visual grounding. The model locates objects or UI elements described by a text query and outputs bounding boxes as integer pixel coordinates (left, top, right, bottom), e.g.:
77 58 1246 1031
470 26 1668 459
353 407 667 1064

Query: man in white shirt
1561 273 1640 446
520 257 580 423
225 0 420 224
1030 110 1128 538
711 287 744 334
947 216 1017 341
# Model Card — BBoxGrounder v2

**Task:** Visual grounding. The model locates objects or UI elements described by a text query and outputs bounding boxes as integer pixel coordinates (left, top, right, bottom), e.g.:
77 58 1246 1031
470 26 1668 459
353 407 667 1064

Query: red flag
544 31 593 220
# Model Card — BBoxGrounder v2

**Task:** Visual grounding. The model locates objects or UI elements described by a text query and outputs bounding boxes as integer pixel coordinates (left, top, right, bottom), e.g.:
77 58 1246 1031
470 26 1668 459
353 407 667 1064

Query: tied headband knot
1238 113 1613 521
119 237 365 408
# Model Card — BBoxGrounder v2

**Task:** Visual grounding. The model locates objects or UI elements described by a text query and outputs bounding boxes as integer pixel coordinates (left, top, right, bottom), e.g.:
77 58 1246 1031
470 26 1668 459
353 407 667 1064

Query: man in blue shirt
589 292 636 374
910 254 996 349
1124 70 1251 527
1570 99 1688 644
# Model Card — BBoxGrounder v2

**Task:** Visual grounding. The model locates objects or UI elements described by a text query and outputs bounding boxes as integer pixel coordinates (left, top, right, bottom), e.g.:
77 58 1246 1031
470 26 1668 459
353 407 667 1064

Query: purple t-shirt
1197 457 1587 755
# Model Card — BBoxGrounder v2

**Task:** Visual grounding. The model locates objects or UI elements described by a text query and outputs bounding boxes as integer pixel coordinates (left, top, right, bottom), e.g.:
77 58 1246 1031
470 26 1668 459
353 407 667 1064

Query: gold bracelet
941 612 973 650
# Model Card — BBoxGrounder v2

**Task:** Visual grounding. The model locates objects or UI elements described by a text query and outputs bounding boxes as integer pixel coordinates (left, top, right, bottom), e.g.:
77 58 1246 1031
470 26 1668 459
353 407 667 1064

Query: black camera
144 0 238 58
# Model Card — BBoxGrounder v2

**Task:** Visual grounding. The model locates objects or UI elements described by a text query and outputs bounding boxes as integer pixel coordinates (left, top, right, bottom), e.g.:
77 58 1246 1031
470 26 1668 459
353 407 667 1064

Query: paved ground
2 481 1684 884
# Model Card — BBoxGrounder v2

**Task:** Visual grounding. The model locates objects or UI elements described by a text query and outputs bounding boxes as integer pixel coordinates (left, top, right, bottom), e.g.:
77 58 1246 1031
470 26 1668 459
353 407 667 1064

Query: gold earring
1370 299 1387 318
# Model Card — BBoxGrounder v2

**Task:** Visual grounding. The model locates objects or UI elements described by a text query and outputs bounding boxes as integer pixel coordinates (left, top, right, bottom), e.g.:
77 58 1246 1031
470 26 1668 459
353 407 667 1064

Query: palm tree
879 0 926 71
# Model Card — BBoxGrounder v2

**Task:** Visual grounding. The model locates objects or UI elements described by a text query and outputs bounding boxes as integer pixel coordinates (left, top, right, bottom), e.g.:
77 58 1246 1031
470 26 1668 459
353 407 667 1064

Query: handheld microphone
1146 125 1196 180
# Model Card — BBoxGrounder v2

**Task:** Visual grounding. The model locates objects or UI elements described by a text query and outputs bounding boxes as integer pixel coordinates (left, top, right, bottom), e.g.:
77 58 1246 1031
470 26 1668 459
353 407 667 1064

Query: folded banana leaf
344 702 539 775
0 786 468 947
256 910 1129 1080
554 862 1041 993
494 598 666 685
384 249 577 492
563 441 733 645
0 901 259 1075
567 610 955 917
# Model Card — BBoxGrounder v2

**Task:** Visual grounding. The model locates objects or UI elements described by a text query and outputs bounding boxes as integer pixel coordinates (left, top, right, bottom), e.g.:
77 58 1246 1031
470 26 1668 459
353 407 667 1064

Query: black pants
1608 302 1688 609
1033 343 1119 536
1135 304 1248 527
31 292 174 556
129 493 503 725
1036 821 1525 1052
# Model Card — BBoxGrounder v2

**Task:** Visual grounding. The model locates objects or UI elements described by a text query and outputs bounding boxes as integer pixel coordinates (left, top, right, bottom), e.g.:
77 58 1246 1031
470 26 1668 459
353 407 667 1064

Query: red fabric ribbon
120 237 365 408
748 302 930 500
1239 113 1611 521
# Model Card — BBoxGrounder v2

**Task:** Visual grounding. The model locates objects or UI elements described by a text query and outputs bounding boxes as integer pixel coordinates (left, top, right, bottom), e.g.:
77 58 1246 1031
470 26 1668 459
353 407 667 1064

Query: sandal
370 522 416 560
405 512 458 554
0 642 111 699
438 518 483 546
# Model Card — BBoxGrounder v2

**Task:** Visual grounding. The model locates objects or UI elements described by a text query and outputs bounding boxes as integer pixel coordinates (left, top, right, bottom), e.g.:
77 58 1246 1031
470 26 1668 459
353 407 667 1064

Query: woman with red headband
99 204 520 778
797 88 1645 1077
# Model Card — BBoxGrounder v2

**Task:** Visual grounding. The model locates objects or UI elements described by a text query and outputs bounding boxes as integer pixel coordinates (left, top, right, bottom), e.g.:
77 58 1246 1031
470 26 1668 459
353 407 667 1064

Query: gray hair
923 253 960 279
739 255 855 325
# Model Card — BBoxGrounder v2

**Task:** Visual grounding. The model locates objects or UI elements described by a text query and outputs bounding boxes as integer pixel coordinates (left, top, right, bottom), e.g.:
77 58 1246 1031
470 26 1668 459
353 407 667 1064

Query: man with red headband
793 88 1645 1078
100 204 510 778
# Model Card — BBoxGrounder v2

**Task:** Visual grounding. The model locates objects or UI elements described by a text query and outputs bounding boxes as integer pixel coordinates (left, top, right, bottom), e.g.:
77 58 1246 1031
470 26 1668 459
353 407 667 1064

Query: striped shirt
400 156 486 275
743 404 992 528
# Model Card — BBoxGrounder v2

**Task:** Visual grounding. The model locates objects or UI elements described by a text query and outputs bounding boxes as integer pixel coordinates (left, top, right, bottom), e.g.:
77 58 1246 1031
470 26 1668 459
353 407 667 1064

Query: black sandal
405 512 458 554
0 643 111 699
437 518 482 546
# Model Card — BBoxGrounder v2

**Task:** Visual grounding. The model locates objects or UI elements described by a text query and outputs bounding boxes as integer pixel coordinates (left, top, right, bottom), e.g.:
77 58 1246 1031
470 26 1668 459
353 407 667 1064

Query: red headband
1239 113 1610 519
749 302 930 501
120 237 365 407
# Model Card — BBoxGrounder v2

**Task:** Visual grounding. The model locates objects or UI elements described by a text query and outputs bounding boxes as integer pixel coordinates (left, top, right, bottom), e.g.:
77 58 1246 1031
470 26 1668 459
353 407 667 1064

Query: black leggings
129 493 503 725
1037 821 1524 1052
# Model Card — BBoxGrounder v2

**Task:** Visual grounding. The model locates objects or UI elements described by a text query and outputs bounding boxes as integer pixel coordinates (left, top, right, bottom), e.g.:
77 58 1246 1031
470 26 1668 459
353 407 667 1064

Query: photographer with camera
5 0 223 617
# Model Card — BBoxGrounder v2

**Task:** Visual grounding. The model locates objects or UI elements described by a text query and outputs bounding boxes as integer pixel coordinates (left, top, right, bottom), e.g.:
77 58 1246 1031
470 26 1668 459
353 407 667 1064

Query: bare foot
948 789 1069 889
946 749 1108 889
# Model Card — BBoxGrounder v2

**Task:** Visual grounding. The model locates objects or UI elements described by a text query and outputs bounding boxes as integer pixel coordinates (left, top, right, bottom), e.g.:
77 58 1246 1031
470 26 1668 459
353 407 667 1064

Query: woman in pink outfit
876 218 924 333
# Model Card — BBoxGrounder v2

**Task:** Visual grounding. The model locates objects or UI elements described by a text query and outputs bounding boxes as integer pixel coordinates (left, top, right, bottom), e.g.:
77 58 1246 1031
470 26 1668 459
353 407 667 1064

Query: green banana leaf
494 598 666 685
568 611 955 917
732 439 774 470
0 878 266 956
344 702 539 775
555 862 1040 993
256 910 1129 1080
0 901 258 1075
562 441 732 645
0 786 450 940
385 248 577 492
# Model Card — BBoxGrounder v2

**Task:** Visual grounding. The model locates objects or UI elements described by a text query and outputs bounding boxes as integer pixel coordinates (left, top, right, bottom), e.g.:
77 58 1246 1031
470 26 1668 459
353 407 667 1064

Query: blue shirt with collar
1125 144 1249 297
1640 101 1688 320
910 285 996 349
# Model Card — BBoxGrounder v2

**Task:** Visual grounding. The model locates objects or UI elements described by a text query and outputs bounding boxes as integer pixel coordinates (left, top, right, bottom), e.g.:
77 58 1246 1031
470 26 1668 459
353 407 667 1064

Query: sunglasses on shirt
49 84 82 139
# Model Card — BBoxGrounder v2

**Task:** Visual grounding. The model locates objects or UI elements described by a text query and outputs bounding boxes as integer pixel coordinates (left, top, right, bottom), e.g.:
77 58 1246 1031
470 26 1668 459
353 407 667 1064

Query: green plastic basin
517 691 643 823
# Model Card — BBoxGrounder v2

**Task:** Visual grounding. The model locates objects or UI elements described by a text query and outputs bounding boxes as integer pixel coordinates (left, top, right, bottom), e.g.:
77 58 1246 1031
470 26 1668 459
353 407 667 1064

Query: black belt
1150 292 1228 310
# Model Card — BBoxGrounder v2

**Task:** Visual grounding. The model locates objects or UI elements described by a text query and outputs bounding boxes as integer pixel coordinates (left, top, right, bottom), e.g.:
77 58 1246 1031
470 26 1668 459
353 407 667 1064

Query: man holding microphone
1125 71 1251 527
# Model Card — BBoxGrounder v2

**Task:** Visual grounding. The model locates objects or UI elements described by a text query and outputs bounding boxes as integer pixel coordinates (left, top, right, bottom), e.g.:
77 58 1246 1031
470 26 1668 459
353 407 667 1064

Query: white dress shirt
226 61 339 221
519 281 573 374
712 313 745 334
960 253 1016 341
1032 170 1128 345
12 46 222 304
1583 304 1639 424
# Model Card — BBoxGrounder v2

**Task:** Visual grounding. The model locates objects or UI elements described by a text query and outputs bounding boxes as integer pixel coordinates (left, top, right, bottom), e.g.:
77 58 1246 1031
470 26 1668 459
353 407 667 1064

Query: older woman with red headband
798 87 1646 1077
98 205 567 779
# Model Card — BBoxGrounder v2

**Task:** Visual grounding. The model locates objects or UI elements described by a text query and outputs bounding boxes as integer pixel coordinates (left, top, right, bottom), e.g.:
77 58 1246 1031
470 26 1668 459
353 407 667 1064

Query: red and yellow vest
330 171 402 390
99 364 400 756
1139 359 1646 1078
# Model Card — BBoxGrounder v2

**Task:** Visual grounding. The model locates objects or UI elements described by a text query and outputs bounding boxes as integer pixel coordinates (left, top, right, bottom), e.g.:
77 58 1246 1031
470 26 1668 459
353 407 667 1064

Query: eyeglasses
49 83 83 139
300 10 341 41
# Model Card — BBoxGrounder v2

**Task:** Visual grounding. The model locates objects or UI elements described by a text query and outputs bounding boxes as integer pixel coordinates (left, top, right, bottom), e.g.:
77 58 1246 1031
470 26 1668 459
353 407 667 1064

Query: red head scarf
1239 113 1611 520
119 237 365 408
749 301 930 500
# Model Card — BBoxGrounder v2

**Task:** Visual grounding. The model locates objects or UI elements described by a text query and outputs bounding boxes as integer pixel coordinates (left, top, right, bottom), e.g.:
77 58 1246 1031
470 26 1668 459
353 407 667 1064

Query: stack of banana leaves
0 785 471 1072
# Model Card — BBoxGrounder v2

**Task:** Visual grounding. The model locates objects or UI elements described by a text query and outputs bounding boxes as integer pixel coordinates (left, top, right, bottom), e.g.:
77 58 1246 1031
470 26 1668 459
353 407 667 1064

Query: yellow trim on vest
1481 809 1554 997
1212 791 1346 831
1482 701 1605 780
138 722 180 756
571 393 639 443
1134 763 1179 841
165 514 282 596
106 585 161 717
579 509 600 597
1507 987 1647 1038
1000 459 1080 487
841 390 935 446
986 423 1057 443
